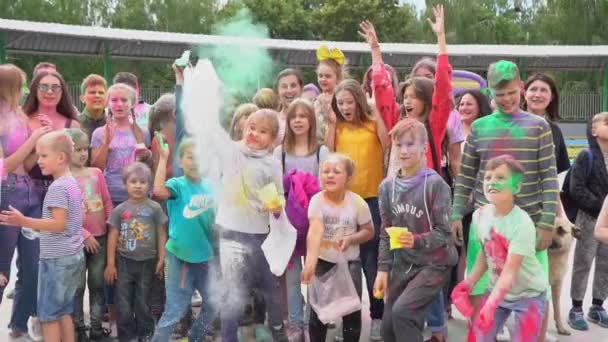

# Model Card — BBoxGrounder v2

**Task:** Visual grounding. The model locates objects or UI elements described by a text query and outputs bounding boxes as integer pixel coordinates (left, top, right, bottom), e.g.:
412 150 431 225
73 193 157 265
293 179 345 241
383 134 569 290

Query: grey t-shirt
108 199 167 261
273 145 329 176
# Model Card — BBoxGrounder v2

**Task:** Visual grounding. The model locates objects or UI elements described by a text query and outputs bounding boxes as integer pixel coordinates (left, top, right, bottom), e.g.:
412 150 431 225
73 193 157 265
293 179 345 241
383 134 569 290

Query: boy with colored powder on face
451 60 558 341
78 74 108 141
452 155 548 341
374 119 458 342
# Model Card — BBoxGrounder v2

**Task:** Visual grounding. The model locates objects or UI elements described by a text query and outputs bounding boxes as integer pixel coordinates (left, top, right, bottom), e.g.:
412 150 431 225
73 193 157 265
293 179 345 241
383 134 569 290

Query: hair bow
316 45 345 66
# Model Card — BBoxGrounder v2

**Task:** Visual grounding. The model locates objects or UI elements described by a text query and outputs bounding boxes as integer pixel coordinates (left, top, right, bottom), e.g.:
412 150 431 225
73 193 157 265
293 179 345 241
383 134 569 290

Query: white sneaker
496 327 510 341
28 317 43 342
370 319 382 341
191 290 202 307
545 332 558 342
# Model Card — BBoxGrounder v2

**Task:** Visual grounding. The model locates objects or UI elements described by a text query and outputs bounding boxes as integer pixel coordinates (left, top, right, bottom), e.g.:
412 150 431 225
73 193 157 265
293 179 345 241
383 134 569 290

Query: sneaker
370 319 382 341
588 305 608 328
568 308 589 331
334 321 343 341
255 324 273 342
270 324 288 342
496 327 510 341
89 327 112 341
28 317 43 342
191 290 202 307
286 323 304 342
76 327 89 342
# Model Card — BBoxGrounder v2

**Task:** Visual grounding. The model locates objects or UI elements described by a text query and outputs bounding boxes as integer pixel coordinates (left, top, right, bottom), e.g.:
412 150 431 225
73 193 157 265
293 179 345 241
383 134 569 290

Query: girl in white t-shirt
301 153 373 342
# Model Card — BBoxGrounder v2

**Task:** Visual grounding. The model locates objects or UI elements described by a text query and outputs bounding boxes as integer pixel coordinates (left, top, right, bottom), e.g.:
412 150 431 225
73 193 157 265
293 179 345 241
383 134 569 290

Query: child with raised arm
66 128 113 341
452 155 548 341
104 162 167 341
151 137 219 342
0 131 85 342
374 119 457 342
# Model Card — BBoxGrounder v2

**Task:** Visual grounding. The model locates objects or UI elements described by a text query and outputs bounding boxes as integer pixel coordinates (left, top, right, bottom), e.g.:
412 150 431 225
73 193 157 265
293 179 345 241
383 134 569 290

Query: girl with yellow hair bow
314 45 348 144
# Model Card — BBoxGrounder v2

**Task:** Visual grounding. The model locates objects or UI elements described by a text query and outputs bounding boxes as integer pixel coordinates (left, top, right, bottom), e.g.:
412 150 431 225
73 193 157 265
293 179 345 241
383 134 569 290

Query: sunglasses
38 84 62 93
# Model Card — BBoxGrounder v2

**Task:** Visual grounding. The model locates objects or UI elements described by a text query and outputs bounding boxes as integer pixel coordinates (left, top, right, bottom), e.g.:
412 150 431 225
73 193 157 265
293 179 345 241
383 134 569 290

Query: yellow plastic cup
256 183 285 211
386 227 409 250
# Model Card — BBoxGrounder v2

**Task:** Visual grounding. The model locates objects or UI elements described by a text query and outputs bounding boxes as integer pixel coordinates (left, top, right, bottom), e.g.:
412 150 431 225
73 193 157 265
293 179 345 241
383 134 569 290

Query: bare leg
60 314 75 342
41 320 61 342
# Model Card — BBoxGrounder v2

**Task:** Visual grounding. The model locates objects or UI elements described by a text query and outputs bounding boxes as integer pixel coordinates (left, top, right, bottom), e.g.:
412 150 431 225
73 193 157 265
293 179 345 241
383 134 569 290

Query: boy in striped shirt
0 131 85 341
450 60 559 337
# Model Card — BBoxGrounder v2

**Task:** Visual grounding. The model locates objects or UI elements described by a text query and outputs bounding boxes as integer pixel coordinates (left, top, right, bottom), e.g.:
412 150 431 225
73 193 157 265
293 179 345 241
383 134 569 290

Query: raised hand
358 20 379 47
427 4 445 36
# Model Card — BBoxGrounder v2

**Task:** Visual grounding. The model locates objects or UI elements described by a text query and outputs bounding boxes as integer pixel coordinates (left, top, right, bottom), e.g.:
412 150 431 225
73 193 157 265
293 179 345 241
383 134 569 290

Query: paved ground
1 239 608 341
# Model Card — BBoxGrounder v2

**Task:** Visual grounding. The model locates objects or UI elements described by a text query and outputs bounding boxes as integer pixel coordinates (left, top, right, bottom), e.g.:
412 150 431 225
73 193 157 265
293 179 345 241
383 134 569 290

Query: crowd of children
1 4 608 342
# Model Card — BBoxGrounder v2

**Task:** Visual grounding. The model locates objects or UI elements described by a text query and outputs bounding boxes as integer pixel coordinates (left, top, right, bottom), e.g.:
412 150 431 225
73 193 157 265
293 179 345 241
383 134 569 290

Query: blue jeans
474 293 547 342
0 174 43 333
426 291 446 334
286 255 304 327
152 251 219 342
362 197 383 320
220 231 284 342
115 256 156 341
37 251 85 322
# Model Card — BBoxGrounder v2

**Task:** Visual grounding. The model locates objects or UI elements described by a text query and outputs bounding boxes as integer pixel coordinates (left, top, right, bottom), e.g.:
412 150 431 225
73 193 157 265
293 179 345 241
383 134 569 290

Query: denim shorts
37 251 85 322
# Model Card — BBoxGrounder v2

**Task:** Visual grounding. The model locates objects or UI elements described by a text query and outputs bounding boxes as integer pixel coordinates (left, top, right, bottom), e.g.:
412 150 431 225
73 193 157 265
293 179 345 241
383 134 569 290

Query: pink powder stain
484 228 509 276
518 303 541 342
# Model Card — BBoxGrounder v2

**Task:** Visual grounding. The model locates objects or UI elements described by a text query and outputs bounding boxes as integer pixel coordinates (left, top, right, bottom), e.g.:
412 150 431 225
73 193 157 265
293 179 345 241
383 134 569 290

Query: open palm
427 5 445 36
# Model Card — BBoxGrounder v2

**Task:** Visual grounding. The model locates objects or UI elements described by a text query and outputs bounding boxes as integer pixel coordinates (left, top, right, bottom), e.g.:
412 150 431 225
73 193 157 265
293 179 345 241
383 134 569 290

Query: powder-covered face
483 164 521 205
402 86 425 119
37 75 62 108
288 107 311 137
394 133 425 171
82 85 107 112
317 64 338 94
525 80 552 115
71 139 89 168
277 75 302 108
244 117 274 151
492 79 522 115
336 89 357 122
458 93 480 124
108 89 133 120
320 161 349 193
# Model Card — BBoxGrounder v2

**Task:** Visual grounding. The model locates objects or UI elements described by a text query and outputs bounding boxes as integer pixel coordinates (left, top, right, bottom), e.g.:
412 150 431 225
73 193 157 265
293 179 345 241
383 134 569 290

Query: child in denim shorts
451 155 549 342
0 131 85 341
104 162 167 341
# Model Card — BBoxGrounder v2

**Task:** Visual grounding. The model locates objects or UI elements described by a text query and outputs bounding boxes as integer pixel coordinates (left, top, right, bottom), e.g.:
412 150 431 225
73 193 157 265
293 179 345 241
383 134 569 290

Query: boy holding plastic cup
374 119 457 342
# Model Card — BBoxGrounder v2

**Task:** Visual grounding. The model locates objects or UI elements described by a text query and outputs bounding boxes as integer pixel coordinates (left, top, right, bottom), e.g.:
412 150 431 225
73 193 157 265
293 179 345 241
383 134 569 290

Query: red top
375 53 452 173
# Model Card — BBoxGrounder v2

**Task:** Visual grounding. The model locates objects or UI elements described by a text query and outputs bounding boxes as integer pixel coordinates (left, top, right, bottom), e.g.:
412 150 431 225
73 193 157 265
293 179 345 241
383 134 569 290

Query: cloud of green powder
198 9 274 111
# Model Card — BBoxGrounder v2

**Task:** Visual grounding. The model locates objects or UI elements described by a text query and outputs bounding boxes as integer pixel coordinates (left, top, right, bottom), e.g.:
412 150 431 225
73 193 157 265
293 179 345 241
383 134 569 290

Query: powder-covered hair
229 103 259 141
177 137 197 158
149 93 175 133
331 79 374 124
322 153 355 178
122 161 152 184
283 99 318 155
107 83 137 112
485 154 525 191
37 130 74 158
80 74 107 94
487 60 521 90
389 118 428 145
246 109 280 139
64 128 89 146
253 88 279 111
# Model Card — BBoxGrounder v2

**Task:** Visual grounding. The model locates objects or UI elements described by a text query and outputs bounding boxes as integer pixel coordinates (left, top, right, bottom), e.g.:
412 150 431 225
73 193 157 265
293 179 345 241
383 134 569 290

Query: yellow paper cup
386 227 409 250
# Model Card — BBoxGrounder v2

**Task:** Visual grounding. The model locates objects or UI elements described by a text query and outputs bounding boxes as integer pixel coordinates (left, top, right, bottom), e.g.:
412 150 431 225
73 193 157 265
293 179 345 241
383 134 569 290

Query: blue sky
402 0 426 11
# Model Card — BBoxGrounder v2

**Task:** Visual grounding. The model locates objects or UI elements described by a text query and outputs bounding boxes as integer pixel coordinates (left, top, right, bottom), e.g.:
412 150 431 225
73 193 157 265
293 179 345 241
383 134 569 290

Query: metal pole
0 32 6 64
103 40 111 83
519 57 528 81
603 63 608 112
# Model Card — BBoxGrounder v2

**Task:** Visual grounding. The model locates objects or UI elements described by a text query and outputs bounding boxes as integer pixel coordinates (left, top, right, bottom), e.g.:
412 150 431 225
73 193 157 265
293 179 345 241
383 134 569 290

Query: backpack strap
316 146 321 164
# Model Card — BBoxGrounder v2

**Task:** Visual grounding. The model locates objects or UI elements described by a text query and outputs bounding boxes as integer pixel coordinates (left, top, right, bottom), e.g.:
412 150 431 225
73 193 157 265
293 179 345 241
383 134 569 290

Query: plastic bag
308 256 361 324
262 210 297 276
